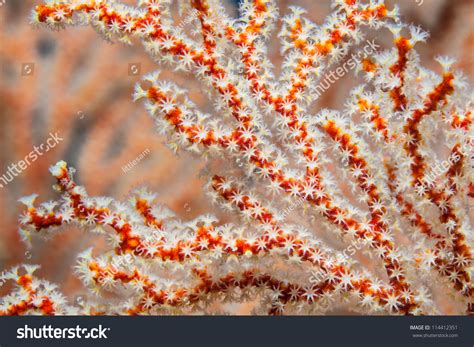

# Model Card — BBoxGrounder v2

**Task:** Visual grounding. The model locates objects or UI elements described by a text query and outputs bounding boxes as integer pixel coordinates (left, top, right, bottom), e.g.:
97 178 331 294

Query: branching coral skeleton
1 0 472 315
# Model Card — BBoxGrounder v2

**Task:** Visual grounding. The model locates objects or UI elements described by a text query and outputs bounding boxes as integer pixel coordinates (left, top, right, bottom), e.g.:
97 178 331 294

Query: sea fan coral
0 0 206 275
1 0 473 315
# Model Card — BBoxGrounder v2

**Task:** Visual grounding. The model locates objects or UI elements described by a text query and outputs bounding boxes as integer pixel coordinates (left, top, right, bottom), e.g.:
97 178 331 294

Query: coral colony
0 0 472 315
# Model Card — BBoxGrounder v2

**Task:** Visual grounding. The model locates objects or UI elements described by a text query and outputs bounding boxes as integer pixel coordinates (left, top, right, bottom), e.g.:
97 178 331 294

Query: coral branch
2 0 471 315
